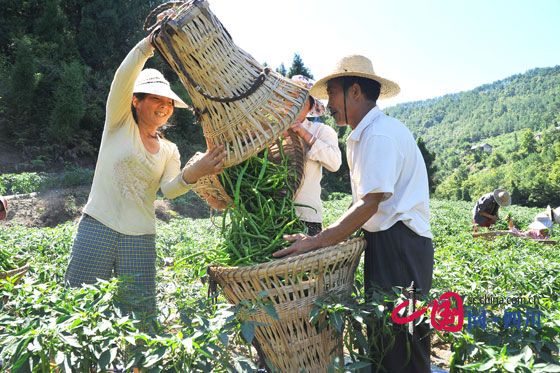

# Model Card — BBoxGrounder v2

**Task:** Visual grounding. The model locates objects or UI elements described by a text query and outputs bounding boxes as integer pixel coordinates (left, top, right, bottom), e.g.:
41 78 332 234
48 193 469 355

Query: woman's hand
290 122 315 145
182 145 227 184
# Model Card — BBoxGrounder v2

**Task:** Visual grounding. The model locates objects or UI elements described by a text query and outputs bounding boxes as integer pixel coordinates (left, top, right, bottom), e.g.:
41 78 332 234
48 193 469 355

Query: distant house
470 143 493 154
534 133 542 140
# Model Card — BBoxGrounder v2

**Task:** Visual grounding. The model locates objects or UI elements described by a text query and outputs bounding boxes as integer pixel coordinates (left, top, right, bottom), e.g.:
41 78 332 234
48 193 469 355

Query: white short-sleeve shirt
346 107 432 238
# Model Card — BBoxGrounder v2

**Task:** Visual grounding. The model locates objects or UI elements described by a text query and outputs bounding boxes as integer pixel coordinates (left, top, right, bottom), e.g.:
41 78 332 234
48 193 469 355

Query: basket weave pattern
151 0 308 168
208 238 365 372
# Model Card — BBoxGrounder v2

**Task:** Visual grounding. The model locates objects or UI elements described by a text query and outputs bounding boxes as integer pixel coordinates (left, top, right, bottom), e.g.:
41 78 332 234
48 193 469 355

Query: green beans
219 141 305 265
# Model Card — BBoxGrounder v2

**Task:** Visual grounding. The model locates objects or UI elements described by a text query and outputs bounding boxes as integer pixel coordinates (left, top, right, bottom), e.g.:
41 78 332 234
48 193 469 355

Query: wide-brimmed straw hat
0 196 7 220
546 205 560 224
291 75 326 117
309 55 400 100
528 213 553 230
133 69 189 108
493 188 511 207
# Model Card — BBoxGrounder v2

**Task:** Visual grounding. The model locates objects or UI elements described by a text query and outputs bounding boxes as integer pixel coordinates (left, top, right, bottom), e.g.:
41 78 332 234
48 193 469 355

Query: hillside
384 66 560 206
385 65 560 156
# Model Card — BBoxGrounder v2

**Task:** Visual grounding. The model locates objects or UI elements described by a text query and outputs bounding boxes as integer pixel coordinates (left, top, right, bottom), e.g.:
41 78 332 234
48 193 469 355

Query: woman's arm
160 145 194 200
105 37 154 130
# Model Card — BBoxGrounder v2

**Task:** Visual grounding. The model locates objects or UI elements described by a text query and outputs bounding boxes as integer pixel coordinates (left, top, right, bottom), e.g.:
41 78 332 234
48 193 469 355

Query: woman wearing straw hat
289 75 341 236
275 55 433 372
472 189 511 233
65 34 226 319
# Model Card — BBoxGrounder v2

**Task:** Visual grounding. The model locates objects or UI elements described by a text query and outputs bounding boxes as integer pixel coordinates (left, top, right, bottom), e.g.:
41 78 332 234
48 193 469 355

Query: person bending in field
509 213 552 240
64 30 226 321
472 189 511 232
289 75 342 236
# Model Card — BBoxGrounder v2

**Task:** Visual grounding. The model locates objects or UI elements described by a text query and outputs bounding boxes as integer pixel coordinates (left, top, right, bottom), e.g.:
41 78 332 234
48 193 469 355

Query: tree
276 63 287 76
48 60 85 144
5 37 37 139
417 137 437 193
287 53 313 79
519 128 537 155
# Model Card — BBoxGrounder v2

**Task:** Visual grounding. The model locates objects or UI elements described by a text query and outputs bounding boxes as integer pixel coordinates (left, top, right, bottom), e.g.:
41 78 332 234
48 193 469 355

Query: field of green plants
1 194 559 372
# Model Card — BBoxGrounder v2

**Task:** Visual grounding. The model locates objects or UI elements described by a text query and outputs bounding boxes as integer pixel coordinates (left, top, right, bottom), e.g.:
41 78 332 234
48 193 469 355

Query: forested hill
385 65 560 155
383 66 560 207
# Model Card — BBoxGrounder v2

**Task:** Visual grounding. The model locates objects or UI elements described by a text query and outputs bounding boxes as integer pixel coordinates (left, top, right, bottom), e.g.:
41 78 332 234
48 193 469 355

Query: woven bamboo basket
208 237 365 372
146 0 308 168
191 130 306 208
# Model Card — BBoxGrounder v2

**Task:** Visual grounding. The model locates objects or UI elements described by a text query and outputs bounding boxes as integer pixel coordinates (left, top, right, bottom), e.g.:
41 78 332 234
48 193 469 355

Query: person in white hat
509 212 552 240
289 75 342 236
274 56 433 372
472 189 511 232
65 32 227 320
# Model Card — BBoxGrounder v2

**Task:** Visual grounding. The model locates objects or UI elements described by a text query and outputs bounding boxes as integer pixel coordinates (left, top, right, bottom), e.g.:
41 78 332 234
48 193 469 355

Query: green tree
48 60 85 144
519 128 537 155
5 37 37 140
276 63 287 76
287 53 313 79
417 137 437 193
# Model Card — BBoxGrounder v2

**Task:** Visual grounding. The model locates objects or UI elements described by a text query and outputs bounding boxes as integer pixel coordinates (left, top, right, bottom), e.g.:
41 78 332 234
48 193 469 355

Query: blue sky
209 0 560 107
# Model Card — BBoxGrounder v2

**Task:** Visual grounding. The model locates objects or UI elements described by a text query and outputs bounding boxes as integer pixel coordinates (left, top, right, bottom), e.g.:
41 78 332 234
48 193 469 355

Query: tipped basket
191 130 306 208
147 0 308 168
208 237 365 372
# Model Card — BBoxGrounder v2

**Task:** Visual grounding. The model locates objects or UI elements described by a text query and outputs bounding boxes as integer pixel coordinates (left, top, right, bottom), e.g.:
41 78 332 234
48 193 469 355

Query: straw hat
493 188 511 207
547 205 560 224
290 75 326 117
309 55 400 100
528 213 552 230
133 69 189 108
0 196 7 220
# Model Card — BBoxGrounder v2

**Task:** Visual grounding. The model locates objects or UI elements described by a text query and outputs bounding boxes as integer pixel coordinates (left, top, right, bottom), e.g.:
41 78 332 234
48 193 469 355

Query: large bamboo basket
147 0 308 168
192 130 306 208
208 238 365 372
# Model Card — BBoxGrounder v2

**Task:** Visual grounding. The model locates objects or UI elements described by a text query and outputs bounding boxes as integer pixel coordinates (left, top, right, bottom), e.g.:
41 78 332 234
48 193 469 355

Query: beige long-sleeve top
83 38 192 235
294 119 342 223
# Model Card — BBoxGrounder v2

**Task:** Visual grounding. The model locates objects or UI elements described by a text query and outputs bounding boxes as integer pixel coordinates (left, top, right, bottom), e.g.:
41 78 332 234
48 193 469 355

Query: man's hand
273 233 320 258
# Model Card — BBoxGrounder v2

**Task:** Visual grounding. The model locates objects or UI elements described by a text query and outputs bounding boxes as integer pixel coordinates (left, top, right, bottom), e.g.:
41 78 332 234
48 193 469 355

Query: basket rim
208 237 365 276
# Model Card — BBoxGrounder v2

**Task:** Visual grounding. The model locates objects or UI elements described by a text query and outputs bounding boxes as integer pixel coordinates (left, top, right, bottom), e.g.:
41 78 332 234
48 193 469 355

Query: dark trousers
363 221 434 373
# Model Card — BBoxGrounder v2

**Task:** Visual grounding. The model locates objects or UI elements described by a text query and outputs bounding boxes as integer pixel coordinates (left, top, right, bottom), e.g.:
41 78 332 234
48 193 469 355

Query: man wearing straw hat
275 55 433 372
472 189 511 232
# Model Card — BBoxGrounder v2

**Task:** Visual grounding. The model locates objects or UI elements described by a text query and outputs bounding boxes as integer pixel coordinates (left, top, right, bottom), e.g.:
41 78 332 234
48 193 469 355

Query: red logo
391 291 464 332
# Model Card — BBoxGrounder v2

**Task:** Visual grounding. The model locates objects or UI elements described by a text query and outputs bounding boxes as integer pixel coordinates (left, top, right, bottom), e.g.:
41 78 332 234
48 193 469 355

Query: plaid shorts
65 214 156 315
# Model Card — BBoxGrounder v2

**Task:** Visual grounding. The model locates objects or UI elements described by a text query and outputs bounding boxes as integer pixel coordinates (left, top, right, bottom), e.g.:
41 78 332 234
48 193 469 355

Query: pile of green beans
219 141 305 266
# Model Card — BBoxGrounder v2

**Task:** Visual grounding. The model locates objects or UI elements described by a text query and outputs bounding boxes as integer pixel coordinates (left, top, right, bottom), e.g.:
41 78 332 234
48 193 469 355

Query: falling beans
219 141 305 265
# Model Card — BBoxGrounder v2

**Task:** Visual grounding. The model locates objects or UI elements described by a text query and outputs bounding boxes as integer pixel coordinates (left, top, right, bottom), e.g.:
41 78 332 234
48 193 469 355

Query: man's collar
348 106 382 142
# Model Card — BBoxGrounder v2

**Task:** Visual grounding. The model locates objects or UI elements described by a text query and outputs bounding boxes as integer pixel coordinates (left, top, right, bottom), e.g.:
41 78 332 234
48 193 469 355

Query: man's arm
273 192 385 257
479 211 498 221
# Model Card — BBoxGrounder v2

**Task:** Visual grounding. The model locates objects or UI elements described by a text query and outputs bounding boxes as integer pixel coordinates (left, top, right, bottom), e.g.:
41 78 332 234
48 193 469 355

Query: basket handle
143 1 186 32
158 31 272 103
